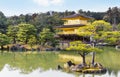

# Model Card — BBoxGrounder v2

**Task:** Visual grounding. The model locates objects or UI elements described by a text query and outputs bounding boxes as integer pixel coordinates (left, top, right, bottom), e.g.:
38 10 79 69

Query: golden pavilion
55 14 93 48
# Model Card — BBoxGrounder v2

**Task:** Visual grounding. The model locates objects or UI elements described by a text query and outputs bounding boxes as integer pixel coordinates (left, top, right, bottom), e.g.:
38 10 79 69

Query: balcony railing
58 31 77 35
64 20 87 25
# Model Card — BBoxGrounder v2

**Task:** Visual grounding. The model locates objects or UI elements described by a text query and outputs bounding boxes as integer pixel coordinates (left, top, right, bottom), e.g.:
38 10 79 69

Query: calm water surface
0 49 120 77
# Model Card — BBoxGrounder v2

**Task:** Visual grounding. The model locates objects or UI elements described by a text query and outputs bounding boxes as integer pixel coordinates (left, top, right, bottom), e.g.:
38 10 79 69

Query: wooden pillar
61 41 64 49
67 41 70 47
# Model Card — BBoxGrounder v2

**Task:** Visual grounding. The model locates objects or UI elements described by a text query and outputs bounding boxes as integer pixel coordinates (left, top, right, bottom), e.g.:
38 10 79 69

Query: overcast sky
0 0 120 16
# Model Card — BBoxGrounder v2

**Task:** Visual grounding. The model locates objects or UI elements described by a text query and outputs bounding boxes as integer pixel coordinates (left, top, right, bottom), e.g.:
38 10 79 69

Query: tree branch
78 52 83 57
85 52 89 56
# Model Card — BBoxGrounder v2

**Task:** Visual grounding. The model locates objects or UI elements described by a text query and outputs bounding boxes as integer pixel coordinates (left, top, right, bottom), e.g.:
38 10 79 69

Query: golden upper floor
64 19 87 25
62 14 92 25
55 14 93 35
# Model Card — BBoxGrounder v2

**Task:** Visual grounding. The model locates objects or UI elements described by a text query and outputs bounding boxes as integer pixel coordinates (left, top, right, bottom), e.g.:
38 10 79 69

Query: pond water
0 47 120 77
0 64 120 77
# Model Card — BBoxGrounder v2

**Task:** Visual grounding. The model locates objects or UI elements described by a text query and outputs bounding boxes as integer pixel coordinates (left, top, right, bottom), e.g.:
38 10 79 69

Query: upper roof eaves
62 14 93 20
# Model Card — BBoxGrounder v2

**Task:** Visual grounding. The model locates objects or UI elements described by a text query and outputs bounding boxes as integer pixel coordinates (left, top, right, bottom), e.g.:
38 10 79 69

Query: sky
0 0 120 16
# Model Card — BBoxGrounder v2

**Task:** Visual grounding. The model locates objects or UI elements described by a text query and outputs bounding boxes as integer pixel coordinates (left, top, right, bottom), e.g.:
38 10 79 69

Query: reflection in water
0 64 120 77
78 71 120 77
0 64 75 77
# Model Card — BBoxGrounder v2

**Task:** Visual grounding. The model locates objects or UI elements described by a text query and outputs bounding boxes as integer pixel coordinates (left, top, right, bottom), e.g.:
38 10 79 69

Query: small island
63 60 107 74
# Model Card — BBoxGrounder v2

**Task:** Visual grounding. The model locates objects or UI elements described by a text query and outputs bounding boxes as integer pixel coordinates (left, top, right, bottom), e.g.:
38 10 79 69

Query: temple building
55 14 93 48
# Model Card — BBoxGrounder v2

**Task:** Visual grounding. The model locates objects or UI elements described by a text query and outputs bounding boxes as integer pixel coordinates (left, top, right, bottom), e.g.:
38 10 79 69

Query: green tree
103 7 120 30
28 35 37 50
100 31 120 45
78 21 111 66
39 28 58 47
64 10 75 17
78 24 95 36
91 20 112 43
78 20 112 42
78 9 105 20
7 26 19 44
117 23 120 31
31 13 63 34
17 23 37 44
92 20 112 33
67 41 101 66
0 11 7 33
78 24 96 43
0 33 10 50
7 16 20 26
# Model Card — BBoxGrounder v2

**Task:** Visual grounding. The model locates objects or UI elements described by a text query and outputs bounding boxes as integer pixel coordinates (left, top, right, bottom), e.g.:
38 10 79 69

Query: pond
0 47 120 77
1 64 120 77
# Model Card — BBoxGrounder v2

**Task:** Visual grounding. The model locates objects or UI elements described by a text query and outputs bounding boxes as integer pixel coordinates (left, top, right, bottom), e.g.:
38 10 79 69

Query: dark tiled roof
62 14 93 19
55 24 85 28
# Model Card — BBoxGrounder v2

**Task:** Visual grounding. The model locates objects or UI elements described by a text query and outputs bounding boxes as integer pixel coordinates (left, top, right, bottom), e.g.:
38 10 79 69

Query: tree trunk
82 52 86 65
83 37 85 43
1 45 4 54
13 37 16 44
82 56 86 65
31 45 33 52
78 52 86 66
92 52 96 67
1 45 4 51
25 39 28 44
113 16 117 31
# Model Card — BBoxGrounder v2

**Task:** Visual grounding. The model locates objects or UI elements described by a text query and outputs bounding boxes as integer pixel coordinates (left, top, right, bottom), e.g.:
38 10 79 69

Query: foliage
78 24 95 37
67 41 101 65
78 20 112 43
0 11 7 33
17 23 37 44
0 33 10 47
103 7 120 25
39 28 59 47
91 21 120 45
100 31 120 45
28 35 37 49
67 41 101 53
117 23 120 31
78 9 105 20
78 20 112 36
92 20 112 32
34 13 63 33
7 25 19 44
